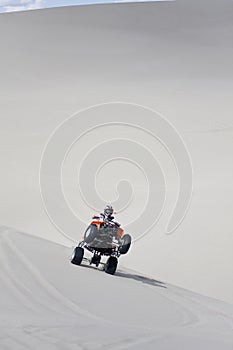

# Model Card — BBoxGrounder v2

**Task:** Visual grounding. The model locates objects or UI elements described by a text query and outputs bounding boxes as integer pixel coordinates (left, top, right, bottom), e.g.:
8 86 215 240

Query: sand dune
0 0 232 305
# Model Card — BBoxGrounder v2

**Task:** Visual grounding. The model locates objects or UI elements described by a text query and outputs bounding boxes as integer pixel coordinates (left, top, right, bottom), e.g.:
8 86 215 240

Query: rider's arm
92 214 100 220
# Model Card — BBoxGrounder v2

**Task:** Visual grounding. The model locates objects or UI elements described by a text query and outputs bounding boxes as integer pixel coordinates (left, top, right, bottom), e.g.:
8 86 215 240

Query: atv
71 218 131 275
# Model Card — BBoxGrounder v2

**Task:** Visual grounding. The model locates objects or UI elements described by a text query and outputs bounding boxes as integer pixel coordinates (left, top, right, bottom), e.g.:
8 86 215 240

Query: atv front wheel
84 224 98 244
119 234 131 255
105 256 118 275
71 247 84 265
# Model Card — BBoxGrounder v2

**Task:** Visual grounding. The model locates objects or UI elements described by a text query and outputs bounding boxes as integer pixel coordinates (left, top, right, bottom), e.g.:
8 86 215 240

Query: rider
92 205 120 227
91 205 124 242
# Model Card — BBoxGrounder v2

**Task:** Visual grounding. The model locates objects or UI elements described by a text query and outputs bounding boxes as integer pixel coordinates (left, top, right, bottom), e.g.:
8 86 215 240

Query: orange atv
71 218 132 275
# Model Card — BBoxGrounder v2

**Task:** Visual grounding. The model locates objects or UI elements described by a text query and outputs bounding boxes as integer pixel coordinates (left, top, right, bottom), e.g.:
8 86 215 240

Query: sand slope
0 0 232 303
0 225 233 349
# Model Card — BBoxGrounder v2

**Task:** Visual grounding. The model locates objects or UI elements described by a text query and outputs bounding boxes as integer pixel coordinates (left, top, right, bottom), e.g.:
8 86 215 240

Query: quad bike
71 218 131 275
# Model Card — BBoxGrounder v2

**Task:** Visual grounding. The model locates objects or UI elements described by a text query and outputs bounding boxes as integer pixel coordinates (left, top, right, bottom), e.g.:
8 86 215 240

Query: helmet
104 205 114 216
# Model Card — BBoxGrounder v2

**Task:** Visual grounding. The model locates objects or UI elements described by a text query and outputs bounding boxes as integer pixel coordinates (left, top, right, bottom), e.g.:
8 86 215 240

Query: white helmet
104 205 114 216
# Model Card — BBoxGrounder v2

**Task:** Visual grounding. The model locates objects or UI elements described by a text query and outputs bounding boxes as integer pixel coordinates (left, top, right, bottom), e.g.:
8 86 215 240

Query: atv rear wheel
71 247 84 265
84 224 98 244
105 256 118 275
119 234 131 255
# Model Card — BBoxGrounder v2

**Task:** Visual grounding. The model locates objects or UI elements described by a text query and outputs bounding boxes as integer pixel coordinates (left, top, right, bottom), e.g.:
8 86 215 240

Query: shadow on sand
78 258 166 289
115 270 167 289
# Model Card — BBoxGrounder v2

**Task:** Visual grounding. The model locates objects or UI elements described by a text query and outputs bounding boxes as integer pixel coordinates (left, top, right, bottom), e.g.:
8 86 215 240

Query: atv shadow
80 259 166 288
115 270 167 289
